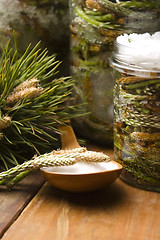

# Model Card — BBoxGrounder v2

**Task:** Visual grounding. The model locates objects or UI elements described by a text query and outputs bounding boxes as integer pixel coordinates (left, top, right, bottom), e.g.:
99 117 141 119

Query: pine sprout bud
75 151 110 163
0 148 111 188
53 147 87 155
14 78 40 92
0 115 12 132
7 86 43 105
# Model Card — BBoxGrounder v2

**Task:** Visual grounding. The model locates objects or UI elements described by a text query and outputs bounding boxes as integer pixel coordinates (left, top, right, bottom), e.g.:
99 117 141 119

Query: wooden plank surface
1 174 160 240
0 171 44 238
1 146 160 240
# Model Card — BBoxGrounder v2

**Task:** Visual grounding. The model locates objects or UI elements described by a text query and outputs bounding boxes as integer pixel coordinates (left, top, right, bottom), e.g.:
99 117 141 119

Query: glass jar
70 0 160 145
0 0 69 76
111 33 160 192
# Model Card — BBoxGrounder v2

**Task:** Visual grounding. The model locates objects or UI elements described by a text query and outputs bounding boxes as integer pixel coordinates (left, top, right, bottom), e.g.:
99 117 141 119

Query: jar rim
110 41 160 78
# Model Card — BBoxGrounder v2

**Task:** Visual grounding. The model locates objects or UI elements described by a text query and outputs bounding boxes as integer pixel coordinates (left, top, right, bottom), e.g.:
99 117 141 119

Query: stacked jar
0 0 69 76
70 0 160 144
111 32 160 192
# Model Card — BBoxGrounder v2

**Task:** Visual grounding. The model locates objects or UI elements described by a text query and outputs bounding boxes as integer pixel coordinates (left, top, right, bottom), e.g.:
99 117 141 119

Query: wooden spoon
42 123 122 192
59 124 81 150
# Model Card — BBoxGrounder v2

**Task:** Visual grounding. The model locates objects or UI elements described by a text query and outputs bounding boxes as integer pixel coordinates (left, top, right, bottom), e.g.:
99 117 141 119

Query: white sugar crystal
44 162 118 174
116 32 160 69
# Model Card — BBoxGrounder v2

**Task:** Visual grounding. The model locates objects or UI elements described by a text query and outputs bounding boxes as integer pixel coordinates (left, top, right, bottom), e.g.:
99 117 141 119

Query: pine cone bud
0 115 12 132
14 78 40 92
75 151 110 163
6 78 43 106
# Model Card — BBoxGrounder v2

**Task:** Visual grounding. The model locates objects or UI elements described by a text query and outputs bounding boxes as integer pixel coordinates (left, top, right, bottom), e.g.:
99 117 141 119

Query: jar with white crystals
111 32 160 192
70 0 160 145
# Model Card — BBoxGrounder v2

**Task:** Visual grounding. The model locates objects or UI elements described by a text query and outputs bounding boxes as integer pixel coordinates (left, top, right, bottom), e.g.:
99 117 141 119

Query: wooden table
0 146 160 240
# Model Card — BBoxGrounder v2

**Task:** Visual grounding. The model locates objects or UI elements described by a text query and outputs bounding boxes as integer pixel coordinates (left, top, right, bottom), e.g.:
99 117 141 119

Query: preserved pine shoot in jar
111 32 160 192
70 0 160 144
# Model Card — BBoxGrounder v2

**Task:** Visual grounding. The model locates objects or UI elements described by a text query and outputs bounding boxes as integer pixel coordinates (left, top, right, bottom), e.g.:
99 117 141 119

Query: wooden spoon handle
59 125 80 150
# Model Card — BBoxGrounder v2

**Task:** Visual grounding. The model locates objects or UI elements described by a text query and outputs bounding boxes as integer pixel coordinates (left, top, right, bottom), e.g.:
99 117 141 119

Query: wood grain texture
1 177 160 240
1 147 160 240
0 171 44 238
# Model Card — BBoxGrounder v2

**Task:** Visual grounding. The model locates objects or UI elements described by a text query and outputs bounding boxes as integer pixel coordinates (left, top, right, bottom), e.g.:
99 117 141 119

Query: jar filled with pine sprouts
111 32 160 192
70 0 160 145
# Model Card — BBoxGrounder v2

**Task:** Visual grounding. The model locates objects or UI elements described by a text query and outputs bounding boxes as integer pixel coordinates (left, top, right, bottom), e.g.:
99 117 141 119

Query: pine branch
0 147 110 188
0 41 83 169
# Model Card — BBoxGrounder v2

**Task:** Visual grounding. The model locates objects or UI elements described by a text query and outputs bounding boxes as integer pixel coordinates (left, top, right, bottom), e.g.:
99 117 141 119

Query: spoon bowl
41 161 122 192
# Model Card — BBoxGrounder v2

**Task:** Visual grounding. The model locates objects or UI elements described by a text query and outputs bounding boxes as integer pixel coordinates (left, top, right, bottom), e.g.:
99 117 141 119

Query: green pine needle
0 41 82 170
